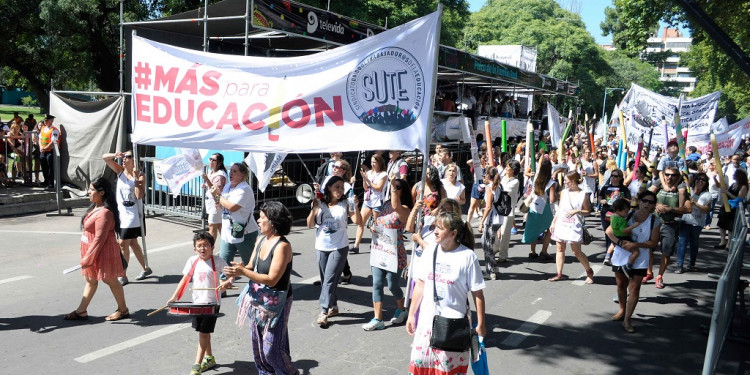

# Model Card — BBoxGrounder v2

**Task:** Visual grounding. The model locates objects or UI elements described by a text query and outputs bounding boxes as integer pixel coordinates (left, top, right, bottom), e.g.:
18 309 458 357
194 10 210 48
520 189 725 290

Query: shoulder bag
429 245 472 352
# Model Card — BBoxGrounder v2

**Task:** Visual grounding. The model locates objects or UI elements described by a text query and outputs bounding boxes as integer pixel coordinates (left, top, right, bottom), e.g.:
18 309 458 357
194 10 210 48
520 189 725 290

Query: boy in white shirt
168 232 229 375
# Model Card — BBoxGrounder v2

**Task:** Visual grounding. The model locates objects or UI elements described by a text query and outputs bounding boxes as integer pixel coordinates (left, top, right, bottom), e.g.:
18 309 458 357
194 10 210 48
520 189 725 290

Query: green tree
601 0 750 120
463 0 612 115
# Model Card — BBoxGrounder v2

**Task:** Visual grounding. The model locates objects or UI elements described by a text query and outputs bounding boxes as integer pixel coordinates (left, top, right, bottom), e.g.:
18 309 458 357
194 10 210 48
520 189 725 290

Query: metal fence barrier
703 202 748 375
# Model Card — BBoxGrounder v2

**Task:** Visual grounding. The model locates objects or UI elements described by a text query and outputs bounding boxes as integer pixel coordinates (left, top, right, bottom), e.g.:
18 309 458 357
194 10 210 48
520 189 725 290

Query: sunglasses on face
611 175 621 178
641 199 656 204
665 173 678 177
209 158 218 162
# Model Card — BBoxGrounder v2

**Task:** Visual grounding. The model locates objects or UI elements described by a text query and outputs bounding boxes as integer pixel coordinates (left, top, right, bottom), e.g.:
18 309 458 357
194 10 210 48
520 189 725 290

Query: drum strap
177 256 219 302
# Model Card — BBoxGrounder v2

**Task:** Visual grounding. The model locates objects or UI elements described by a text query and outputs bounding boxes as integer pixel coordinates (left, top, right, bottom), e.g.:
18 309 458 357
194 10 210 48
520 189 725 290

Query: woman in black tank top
223 201 299 375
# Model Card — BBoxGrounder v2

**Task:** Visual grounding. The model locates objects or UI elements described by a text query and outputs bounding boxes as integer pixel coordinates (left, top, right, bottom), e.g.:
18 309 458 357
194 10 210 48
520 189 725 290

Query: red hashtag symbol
134 62 152 90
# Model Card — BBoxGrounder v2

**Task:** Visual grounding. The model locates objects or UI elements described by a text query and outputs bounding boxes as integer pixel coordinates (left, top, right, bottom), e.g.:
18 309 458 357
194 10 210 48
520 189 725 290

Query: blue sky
466 0 687 45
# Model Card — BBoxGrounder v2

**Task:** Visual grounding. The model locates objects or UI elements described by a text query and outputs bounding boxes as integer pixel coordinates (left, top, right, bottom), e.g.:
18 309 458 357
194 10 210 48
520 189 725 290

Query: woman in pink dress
64 177 130 321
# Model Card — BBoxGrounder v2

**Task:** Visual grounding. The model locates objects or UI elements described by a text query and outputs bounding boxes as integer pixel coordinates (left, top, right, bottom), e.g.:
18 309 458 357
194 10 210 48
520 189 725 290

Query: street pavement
1 209 748 374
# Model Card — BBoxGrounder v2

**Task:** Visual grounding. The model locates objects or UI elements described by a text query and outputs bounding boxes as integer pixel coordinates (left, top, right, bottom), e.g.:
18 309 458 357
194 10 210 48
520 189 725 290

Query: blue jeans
371 266 403 303
705 196 718 227
677 223 702 267
317 248 348 311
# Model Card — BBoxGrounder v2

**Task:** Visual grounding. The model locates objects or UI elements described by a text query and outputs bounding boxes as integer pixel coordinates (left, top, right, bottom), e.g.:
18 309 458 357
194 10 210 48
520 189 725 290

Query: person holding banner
363 178 412 331
64 177 129 322
203 153 228 243
307 175 362 327
211 162 259 288
656 141 686 189
406 211 485 375
103 151 150 285
411 165 446 219
705 161 720 229
715 169 748 249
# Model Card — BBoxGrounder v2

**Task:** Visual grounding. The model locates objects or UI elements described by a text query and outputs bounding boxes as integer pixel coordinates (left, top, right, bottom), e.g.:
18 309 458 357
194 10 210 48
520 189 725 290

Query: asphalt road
1 209 747 374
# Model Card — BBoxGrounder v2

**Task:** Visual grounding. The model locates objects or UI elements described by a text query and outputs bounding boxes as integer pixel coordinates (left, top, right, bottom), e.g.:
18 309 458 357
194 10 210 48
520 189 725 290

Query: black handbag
429 245 472 352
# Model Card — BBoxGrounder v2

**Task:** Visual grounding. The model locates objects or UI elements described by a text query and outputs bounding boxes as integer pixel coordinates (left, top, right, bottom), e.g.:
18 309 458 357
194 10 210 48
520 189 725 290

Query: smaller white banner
547 103 562 146
369 223 399 273
154 149 204 196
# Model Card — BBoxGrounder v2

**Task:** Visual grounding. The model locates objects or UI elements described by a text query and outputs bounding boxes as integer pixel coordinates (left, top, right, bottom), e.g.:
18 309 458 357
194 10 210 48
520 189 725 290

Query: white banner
131 11 441 154
547 103 562 146
624 114 750 158
619 83 721 142
244 152 287 193
154 149 204 196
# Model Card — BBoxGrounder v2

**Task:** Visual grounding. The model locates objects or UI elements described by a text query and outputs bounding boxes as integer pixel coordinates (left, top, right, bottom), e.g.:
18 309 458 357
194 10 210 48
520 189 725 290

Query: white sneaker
362 318 385 331
390 309 407 325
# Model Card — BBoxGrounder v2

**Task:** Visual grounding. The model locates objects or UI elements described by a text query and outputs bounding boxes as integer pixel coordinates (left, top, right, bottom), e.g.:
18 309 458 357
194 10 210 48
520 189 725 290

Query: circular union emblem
347 47 425 131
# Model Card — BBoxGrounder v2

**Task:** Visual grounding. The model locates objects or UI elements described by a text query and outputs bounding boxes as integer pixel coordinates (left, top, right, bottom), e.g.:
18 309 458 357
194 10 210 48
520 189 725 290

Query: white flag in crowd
154 148 204 196
244 152 287 193
547 103 562 146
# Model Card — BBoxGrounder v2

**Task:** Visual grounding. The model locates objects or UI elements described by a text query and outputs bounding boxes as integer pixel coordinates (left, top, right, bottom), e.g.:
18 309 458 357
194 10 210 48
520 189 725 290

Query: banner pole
406 4 442 309
133 142 149 269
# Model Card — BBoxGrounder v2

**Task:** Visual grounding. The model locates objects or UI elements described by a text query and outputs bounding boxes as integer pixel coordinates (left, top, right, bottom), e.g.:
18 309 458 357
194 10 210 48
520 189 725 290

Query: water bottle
348 189 355 213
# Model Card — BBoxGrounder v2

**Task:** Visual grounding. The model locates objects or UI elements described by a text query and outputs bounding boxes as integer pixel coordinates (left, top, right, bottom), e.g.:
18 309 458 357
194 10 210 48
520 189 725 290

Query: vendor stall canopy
124 0 577 97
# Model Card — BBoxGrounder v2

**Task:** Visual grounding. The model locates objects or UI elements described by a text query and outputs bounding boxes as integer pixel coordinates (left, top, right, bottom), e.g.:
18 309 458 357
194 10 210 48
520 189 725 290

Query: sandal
611 312 624 321
105 309 130 321
622 322 635 333
64 310 88 320
548 274 566 282
585 268 595 284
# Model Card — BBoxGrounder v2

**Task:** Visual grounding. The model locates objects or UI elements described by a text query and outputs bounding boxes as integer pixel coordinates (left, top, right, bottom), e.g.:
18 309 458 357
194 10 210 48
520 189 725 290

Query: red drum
167 302 219 317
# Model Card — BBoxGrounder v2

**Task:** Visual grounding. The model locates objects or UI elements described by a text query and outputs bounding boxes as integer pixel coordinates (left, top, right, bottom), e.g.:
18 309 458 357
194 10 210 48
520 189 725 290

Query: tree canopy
601 0 750 121
462 0 661 118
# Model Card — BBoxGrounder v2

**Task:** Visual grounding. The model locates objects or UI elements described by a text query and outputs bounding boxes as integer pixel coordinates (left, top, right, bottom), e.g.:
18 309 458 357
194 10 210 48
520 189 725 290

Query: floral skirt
409 324 470 375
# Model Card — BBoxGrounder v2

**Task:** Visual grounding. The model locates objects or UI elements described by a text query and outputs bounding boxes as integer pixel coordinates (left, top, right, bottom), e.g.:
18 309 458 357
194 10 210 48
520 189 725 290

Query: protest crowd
35 78 749 375
6 9 746 374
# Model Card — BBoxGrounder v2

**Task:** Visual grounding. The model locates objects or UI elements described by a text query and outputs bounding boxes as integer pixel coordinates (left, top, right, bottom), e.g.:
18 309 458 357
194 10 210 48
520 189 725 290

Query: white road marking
531 297 542 305
0 275 32 285
571 264 603 286
501 310 552 347
74 323 191 363
0 230 81 235
147 241 193 254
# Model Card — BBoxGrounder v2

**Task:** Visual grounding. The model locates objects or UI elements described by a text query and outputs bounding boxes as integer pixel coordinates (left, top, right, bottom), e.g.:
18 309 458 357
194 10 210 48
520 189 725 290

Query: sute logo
306 11 318 34
346 47 424 132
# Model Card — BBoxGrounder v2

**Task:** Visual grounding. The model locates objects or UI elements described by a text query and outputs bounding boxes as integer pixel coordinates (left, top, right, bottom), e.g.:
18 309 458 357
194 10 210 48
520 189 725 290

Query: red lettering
135 94 151 122
154 66 179 92
242 103 267 131
175 69 198 94
175 99 195 127
197 101 217 129
314 96 343 127
152 96 172 124
200 71 222 96
282 98 311 129
216 103 241 130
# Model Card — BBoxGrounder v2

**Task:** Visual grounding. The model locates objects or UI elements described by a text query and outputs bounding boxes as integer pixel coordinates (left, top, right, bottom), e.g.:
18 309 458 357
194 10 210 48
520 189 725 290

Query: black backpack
492 184 513 216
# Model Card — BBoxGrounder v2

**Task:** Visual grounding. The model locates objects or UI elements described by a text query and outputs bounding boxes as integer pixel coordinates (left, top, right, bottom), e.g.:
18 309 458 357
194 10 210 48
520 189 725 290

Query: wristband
617 239 623 246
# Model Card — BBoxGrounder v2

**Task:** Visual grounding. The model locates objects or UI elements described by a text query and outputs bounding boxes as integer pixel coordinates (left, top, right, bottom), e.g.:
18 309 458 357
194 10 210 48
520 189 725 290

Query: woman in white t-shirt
352 154 387 254
676 173 712 273
705 161 720 229
102 150 150 285
549 172 593 283
307 175 361 327
606 190 661 333
406 211 485 375
210 162 259 287
202 153 228 243
440 163 466 205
